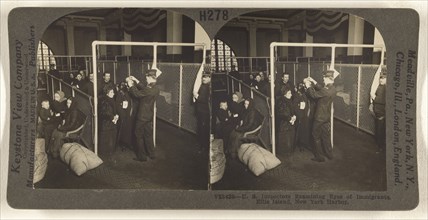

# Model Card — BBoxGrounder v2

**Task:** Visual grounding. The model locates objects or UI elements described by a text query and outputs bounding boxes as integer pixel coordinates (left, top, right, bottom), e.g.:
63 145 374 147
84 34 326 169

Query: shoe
311 157 325 162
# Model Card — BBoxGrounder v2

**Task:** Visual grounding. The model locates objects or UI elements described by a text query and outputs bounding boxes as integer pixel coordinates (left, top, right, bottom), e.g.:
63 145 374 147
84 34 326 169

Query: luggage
60 142 103 176
33 138 48 184
238 143 281 176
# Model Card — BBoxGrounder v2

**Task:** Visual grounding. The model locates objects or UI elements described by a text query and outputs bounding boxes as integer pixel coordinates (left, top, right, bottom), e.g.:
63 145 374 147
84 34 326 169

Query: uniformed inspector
304 70 337 162
126 71 160 162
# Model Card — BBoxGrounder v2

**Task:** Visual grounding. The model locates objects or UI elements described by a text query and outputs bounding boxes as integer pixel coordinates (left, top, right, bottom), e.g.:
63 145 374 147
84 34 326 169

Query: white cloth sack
33 138 48 184
60 142 103 176
238 143 281 176
210 139 226 184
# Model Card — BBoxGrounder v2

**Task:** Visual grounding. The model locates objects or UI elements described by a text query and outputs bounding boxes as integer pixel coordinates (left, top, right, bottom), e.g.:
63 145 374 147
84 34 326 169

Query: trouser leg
197 112 210 150
321 122 333 160
143 120 155 158
311 121 325 162
134 120 147 160
375 117 386 150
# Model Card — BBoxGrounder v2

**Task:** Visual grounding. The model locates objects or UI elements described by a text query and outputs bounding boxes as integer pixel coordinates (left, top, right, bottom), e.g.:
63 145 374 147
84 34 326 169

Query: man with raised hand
304 70 337 162
127 70 160 162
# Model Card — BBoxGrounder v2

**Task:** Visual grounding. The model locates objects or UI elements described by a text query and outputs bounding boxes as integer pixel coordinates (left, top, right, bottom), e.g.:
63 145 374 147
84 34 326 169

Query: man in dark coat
305 70 337 162
82 73 94 96
48 64 61 79
372 71 387 152
275 72 295 99
127 70 160 162
194 72 211 152
260 74 273 96
99 72 114 96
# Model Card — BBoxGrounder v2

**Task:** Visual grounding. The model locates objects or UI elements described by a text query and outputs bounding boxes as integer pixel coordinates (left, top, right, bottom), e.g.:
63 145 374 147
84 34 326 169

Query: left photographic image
34 8 211 189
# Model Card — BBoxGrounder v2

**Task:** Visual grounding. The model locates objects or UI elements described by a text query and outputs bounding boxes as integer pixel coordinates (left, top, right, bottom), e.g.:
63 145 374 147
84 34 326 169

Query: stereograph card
1 0 426 216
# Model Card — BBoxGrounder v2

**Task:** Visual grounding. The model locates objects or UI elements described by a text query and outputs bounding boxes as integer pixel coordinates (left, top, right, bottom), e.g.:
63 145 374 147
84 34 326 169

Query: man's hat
202 71 211 78
323 69 340 80
146 69 158 78
323 70 335 79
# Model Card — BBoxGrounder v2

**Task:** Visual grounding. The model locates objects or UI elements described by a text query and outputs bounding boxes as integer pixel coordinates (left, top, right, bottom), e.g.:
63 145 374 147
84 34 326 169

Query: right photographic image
209 9 387 191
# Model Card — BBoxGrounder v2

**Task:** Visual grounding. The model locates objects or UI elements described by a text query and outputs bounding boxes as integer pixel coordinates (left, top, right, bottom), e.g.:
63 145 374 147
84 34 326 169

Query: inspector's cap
146 69 158 78
202 71 211 78
323 70 335 79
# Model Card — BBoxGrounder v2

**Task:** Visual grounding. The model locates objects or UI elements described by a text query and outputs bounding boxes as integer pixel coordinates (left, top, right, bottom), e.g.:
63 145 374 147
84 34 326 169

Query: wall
256 28 280 57
41 26 66 55
74 27 98 55
215 26 248 57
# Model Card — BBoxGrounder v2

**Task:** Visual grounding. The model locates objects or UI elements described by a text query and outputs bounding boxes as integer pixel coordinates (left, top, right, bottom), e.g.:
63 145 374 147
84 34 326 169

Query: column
279 27 289 58
99 27 107 56
65 20 75 56
167 11 183 56
248 23 257 57
347 15 365 56
122 32 131 56
303 32 313 57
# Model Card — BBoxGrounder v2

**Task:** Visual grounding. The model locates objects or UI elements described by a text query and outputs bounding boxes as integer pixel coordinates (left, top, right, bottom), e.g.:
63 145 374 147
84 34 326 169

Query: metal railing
225 74 272 150
45 72 95 150
270 42 386 156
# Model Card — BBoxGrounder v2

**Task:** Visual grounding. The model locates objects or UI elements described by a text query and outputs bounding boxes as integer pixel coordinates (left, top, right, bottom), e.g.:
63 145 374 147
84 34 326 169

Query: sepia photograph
34 8 211 190
2 1 425 214
210 9 388 191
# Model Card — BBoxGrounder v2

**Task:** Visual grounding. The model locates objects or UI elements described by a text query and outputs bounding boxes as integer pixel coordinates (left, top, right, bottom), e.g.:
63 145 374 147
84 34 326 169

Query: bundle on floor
210 139 226 184
33 138 48 184
238 143 281 176
60 142 103 176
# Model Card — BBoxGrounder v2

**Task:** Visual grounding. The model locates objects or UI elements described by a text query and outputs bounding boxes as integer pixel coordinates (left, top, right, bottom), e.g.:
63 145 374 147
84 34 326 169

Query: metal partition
270 42 385 156
92 41 207 155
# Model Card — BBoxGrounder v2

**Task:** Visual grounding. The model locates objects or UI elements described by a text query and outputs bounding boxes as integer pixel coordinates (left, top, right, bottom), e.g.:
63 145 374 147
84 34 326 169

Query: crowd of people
217 70 341 163
38 66 162 162
38 63 386 165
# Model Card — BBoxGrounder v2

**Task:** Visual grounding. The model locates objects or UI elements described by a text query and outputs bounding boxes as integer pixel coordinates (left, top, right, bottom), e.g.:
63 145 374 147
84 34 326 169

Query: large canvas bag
238 143 281 176
60 142 103 176
33 138 48 183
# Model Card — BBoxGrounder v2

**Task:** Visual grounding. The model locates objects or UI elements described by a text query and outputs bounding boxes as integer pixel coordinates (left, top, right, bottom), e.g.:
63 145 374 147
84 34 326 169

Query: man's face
202 76 211 84
220 102 228 110
255 75 261 82
41 101 50 110
104 73 111 83
146 76 156 85
66 99 72 108
244 100 250 109
89 74 94 82
379 77 386 85
54 93 60 101
323 76 333 85
76 74 82 81
232 94 239 102
282 74 289 83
